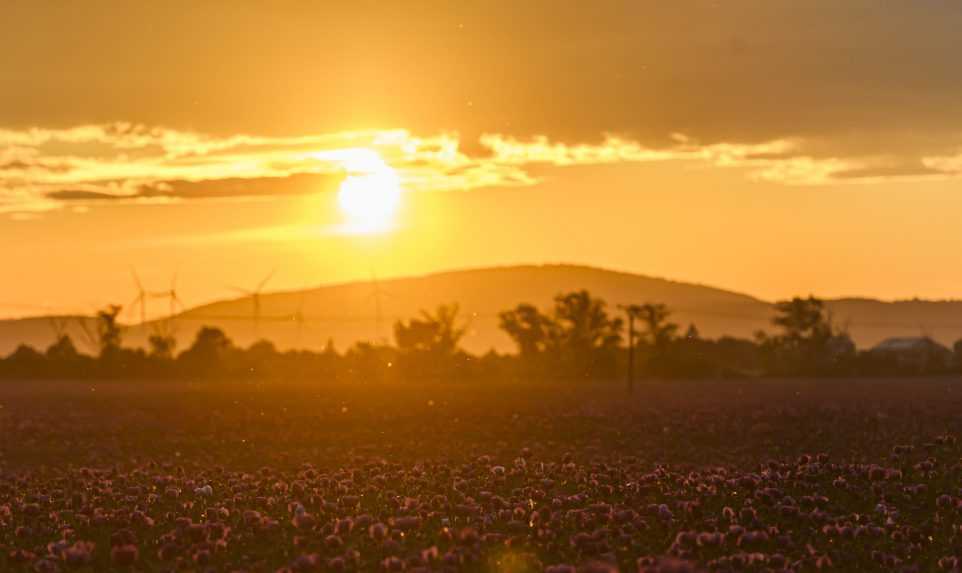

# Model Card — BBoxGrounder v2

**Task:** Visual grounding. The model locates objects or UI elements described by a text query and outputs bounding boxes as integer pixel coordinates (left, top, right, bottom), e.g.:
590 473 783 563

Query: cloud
830 164 951 181
45 190 119 201
46 173 343 202
923 149 962 176
9 1 962 215
4 1 962 164
5 122 962 215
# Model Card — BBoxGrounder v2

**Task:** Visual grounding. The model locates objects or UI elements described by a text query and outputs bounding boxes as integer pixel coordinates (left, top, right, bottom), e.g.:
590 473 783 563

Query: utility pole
618 304 642 394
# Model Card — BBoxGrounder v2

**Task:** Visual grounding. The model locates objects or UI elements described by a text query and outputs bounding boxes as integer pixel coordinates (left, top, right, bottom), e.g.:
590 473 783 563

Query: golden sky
3 1 962 317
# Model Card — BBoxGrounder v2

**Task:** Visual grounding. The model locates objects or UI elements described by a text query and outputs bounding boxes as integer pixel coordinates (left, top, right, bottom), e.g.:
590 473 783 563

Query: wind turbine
48 316 71 342
230 270 275 339
618 304 645 395
73 315 100 353
149 272 185 340
128 269 148 327
292 285 312 349
152 272 184 320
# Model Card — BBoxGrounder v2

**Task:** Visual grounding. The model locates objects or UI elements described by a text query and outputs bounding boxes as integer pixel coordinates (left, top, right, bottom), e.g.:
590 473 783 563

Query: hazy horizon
6 258 962 324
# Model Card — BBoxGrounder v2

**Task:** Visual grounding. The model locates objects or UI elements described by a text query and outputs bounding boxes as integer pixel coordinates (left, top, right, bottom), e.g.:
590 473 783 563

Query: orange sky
4 1 962 318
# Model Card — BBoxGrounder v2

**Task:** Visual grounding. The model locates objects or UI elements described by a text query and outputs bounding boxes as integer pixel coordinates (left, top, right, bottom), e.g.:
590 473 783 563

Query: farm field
2 378 962 571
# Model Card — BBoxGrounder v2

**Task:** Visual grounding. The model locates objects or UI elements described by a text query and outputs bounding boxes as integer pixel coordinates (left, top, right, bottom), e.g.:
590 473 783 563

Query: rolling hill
2 265 962 356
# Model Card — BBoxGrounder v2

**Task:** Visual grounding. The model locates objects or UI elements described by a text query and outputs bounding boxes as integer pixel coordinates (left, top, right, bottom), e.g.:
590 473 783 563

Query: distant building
870 337 953 373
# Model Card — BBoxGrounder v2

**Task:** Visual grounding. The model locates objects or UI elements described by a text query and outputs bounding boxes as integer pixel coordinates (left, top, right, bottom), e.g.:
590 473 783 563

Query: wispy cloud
4 123 962 216
923 148 962 176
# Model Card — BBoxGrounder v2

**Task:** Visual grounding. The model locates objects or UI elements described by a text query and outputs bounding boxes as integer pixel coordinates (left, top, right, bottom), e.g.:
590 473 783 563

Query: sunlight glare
316 149 402 234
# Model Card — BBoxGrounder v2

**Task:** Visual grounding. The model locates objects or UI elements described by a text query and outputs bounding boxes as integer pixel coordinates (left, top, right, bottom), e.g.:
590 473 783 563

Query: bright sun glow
313 149 402 234
338 171 402 232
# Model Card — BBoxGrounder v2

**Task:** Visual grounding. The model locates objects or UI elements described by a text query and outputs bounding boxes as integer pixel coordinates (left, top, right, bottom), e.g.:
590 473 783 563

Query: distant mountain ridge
2 264 962 356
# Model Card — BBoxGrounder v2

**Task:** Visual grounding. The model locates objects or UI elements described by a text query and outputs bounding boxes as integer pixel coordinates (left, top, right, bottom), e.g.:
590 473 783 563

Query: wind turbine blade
257 269 276 292
130 268 144 293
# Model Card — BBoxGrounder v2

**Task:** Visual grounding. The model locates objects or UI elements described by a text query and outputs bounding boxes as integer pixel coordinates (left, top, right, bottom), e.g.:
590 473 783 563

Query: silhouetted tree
772 297 831 341
499 304 556 357
500 291 621 379
394 304 468 380
638 303 678 348
92 304 149 376
2 344 46 377
178 327 235 376
344 341 397 383
631 303 684 377
394 304 466 356
46 335 80 363
44 335 91 377
8 291 956 383
244 340 281 378
553 291 622 355
96 305 124 357
709 336 764 377
625 303 723 378
148 334 177 361
758 296 855 376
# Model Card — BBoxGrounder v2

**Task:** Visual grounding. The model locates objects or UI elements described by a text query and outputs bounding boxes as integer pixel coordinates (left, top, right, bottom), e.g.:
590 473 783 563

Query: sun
338 170 401 232
323 149 402 233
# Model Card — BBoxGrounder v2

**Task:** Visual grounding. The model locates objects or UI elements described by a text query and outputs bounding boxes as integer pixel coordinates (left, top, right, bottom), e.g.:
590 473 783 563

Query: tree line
1 292 960 382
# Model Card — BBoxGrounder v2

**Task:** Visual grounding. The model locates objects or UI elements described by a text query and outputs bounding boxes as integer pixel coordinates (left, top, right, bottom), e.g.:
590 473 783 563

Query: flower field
2 378 962 572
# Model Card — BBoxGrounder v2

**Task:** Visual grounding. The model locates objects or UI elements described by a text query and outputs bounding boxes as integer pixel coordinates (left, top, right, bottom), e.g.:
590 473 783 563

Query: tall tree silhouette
394 304 466 356
758 296 854 376
178 327 235 376
394 304 467 380
638 303 678 348
96 305 124 357
499 290 621 379
499 303 556 357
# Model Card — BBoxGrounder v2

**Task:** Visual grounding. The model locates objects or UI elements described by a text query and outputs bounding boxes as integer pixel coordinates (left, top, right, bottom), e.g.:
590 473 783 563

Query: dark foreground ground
2 377 962 571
